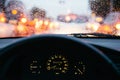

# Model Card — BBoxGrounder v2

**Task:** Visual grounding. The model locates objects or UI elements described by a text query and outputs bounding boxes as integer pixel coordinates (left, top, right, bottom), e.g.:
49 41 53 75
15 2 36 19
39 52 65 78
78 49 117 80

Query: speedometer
46 55 68 75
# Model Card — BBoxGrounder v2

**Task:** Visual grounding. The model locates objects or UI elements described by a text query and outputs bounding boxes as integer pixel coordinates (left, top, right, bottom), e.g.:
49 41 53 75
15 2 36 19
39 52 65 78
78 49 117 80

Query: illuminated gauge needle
47 66 55 70
30 66 38 69
74 66 83 75
50 65 56 69
77 68 83 75
53 61 62 64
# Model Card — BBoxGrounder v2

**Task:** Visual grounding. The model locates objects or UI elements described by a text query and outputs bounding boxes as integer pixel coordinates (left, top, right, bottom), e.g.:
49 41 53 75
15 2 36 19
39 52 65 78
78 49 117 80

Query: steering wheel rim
0 34 119 80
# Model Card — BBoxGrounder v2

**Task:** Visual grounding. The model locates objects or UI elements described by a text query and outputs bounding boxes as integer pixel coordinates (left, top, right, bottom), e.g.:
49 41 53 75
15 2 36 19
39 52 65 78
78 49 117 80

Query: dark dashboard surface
0 37 120 51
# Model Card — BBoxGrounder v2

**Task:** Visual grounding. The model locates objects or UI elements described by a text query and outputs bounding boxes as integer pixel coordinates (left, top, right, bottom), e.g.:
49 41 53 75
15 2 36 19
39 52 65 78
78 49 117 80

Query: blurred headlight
39 20 43 25
65 16 71 22
49 22 54 29
87 23 100 31
116 24 120 30
20 18 27 23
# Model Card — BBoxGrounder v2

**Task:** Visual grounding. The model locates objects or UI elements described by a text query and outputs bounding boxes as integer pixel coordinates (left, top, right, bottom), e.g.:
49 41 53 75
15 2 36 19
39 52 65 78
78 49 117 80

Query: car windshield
0 0 120 37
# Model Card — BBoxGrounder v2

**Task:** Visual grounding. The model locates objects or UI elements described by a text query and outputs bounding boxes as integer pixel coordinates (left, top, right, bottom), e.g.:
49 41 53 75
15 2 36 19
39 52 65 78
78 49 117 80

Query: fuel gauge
74 61 85 75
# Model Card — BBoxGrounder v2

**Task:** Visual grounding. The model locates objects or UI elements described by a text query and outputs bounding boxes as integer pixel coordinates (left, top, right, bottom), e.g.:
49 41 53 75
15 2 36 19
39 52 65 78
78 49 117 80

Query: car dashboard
0 35 120 80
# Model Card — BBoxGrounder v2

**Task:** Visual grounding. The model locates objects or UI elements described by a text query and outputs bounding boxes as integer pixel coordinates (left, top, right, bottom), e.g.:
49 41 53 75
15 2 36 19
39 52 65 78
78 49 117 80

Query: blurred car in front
56 13 91 34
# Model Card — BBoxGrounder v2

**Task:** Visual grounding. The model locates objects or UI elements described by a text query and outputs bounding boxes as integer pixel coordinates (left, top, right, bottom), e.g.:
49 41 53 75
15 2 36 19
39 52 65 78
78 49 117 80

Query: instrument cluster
23 54 86 80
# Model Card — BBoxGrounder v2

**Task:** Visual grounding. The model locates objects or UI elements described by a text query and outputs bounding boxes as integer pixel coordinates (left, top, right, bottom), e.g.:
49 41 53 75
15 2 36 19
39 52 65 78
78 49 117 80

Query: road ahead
52 22 92 34
21 0 91 18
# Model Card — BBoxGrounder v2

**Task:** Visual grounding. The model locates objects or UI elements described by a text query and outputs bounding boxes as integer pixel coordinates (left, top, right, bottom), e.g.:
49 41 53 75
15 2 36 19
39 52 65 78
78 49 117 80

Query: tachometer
46 55 68 75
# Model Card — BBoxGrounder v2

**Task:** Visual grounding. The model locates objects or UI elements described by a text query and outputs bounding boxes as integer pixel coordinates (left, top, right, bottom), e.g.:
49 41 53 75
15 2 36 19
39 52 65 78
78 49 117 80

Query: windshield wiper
69 33 120 39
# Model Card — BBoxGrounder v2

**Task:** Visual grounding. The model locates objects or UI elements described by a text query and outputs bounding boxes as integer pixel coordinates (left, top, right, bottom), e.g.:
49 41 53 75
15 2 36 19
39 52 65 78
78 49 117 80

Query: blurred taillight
44 20 49 25
0 17 6 23
39 20 43 25
103 25 111 31
16 24 29 36
27 21 35 27
97 25 112 34
0 13 6 23
17 25 25 32
35 21 41 29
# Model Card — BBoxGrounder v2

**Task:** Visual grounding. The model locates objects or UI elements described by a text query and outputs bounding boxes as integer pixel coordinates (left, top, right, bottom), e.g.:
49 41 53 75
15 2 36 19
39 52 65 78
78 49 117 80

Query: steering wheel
0 34 119 80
